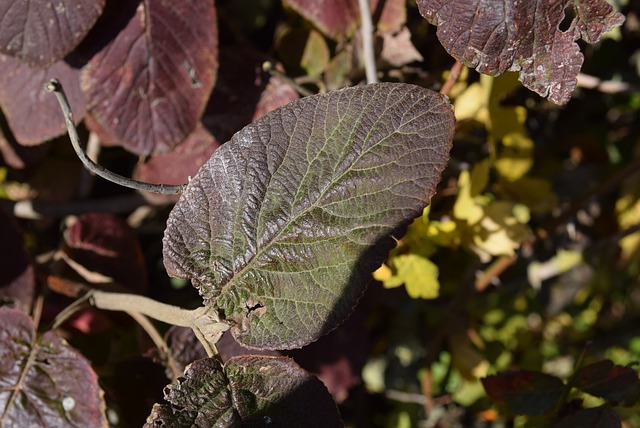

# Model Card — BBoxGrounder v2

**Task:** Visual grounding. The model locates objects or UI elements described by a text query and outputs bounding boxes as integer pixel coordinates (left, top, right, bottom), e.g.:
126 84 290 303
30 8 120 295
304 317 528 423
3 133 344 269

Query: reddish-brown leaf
283 0 405 40
0 54 85 145
0 0 105 67
417 0 624 104
573 360 640 405
482 370 564 415
82 0 218 154
133 123 221 205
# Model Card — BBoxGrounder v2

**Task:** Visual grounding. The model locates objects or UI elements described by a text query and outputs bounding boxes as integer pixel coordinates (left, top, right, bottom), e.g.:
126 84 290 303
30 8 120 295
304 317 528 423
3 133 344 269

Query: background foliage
1 0 640 426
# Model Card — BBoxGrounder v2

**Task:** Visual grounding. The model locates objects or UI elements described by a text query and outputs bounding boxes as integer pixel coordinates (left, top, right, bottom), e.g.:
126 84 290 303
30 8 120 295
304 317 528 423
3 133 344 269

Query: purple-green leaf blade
145 356 341 427
163 83 454 350
0 307 106 427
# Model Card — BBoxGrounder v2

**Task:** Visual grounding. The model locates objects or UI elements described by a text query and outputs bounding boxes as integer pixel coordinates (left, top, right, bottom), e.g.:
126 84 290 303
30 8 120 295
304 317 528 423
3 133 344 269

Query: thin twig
440 61 464 96
358 0 378 84
44 79 187 195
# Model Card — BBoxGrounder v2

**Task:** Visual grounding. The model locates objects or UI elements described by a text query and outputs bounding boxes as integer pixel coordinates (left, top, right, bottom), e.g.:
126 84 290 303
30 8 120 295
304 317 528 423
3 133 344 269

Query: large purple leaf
0 54 85 145
0 307 106 427
81 0 218 155
0 0 105 66
145 356 341 427
417 0 625 104
163 83 454 350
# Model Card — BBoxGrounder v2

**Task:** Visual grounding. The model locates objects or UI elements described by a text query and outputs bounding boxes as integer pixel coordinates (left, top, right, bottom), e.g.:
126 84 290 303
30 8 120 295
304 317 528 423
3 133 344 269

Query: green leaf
145 356 342 427
0 307 106 427
482 370 564 416
163 83 454 349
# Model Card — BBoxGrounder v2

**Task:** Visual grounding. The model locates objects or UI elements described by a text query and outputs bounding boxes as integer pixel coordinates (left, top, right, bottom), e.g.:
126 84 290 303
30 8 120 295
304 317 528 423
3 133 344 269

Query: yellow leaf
494 131 534 181
454 169 484 224
454 82 486 122
496 177 558 215
389 254 440 299
373 263 392 282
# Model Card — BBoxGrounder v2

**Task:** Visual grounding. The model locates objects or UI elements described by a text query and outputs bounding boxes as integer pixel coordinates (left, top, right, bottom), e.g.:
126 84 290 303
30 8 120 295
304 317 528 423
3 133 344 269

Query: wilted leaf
133 123 221 205
145 356 342 427
0 0 105 66
482 370 564 415
572 360 640 405
82 0 218 154
0 209 34 313
417 0 625 104
0 307 106 427
379 27 423 68
283 0 405 40
0 54 85 145
164 83 454 350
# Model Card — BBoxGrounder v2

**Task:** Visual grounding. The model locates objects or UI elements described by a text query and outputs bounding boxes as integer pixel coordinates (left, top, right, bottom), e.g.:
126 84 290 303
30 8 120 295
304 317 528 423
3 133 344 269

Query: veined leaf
0 307 106 427
145 356 342 427
417 0 624 104
163 83 454 349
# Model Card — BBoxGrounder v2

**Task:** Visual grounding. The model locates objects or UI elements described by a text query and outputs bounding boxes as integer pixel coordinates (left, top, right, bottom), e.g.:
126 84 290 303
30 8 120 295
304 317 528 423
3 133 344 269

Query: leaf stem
358 0 378 84
262 62 314 97
44 79 187 195
440 61 464 96
87 290 229 358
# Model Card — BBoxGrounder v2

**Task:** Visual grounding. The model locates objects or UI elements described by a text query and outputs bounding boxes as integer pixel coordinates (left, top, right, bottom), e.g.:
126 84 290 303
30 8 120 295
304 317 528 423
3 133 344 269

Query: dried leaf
417 0 625 104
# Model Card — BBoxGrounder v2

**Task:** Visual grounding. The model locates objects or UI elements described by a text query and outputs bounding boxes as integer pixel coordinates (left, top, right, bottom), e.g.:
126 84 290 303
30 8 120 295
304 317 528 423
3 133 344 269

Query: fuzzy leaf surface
0 0 104 66
417 0 624 104
82 0 218 154
163 83 454 350
145 356 341 427
0 307 106 427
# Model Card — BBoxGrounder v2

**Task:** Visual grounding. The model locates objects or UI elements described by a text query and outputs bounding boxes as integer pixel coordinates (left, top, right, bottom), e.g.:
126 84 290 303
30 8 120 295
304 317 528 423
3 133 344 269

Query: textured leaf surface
163 83 454 349
283 0 405 39
82 0 218 154
417 0 625 104
0 0 105 66
0 307 106 427
145 356 341 427
0 54 85 145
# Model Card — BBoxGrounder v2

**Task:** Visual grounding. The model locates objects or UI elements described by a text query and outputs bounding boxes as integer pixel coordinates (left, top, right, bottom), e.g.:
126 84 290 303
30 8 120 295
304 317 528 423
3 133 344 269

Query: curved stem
44 79 187 195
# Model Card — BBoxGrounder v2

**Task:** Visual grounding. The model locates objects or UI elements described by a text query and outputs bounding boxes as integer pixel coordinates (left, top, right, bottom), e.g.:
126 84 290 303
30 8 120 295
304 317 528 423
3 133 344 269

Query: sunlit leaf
145 356 342 427
384 254 440 299
0 0 105 66
417 0 625 104
163 83 454 349
82 0 218 154
0 307 106 427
